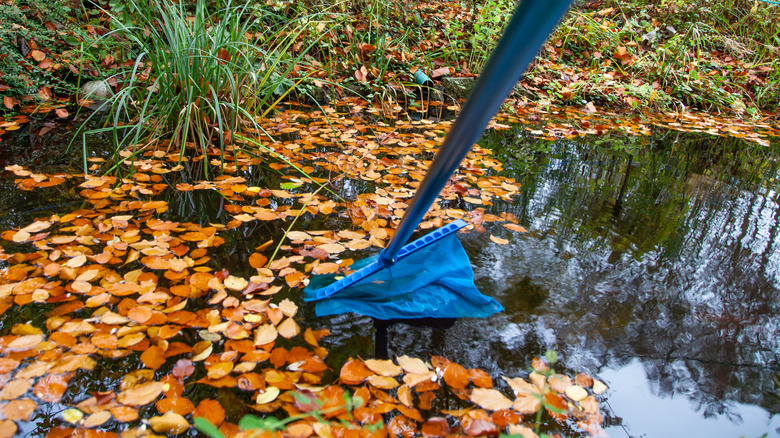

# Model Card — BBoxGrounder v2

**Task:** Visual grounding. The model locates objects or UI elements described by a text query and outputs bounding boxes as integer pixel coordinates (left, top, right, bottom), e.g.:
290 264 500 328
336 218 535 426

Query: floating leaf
443 362 470 389
83 410 112 428
256 386 280 404
149 411 190 434
340 359 374 385
62 408 84 424
464 419 498 437
364 359 402 377
565 385 588 401
254 323 278 346
489 234 509 245
397 355 429 374
469 388 513 411
117 381 165 406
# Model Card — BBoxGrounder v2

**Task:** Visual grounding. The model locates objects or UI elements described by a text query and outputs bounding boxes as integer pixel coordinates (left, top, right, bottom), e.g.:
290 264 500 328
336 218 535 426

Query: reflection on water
317 129 780 437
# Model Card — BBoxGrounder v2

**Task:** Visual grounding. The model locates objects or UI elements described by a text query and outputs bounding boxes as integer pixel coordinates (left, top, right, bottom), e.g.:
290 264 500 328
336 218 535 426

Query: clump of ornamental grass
78 0 316 178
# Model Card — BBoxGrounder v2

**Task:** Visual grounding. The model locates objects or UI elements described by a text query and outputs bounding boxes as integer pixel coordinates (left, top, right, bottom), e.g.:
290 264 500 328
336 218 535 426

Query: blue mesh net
304 233 503 320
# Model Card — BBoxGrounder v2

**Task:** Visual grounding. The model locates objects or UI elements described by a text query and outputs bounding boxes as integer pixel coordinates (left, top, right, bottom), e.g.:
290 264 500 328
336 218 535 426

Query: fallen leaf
469 388 513 411
149 411 190 434
397 355 429 374
117 381 165 406
364 359 403 377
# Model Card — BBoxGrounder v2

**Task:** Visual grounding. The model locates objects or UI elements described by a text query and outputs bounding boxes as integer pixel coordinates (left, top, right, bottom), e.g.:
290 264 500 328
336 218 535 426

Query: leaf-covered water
0 104 778 437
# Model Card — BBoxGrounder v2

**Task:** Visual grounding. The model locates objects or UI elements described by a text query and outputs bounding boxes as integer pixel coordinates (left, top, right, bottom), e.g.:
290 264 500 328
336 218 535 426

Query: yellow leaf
62 408 84 424
256 386 280 404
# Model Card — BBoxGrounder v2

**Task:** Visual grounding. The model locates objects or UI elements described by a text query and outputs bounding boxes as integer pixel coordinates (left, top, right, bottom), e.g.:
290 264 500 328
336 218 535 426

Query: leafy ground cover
2 0 779 129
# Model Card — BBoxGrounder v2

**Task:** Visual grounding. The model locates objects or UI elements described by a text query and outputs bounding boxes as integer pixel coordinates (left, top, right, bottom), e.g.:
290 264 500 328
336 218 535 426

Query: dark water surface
315 129 780 438
1 117 779 437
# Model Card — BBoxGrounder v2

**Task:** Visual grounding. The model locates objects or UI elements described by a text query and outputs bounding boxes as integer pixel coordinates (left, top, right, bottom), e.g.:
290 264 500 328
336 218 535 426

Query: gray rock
80 80 113 100
442 77 475 100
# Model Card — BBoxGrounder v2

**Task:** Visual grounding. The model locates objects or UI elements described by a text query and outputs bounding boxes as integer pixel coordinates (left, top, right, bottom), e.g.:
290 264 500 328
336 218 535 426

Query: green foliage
79 0 318 177
467 0 516 71
0 0 91 108
193 389 373 437
542 0 780 113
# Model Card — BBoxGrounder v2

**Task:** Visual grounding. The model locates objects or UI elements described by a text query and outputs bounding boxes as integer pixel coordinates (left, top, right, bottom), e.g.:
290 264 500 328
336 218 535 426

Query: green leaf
193 417 226 438
239 415 285 431
544 350 558 365
280 182 302 190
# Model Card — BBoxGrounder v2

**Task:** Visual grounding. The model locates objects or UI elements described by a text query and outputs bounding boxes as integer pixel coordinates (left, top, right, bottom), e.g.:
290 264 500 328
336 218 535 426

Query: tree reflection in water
325 129 780 436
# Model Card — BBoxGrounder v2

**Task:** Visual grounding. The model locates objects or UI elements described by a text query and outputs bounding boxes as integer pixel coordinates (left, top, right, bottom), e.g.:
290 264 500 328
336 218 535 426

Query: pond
304 123 780 437
0 107 778 438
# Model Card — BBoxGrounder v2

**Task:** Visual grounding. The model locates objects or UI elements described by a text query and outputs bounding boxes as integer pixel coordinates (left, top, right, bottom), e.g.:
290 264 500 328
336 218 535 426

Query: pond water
1 113 779 438
309 128 780 437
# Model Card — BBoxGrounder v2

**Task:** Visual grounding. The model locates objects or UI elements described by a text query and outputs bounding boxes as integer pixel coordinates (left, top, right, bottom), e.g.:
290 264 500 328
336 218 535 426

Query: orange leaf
364 359 402 377
443 362 470 389
156 396 195 416
3 398 37 421
277 317 300 339
339 359 374 385
193 399 225 427
468 368 493 388
207 362 234 380
31 50 46 61
464 419 498 437
249 253 268 269
489 234 509 245
421 417 449 437
254 324 278 346
284 271 305 288
32 374 71 402
141 346 166 370
128 307 153 324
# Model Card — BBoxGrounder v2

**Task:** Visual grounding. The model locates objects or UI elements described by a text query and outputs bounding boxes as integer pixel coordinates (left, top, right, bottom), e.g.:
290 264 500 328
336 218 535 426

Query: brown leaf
277 317 300 339
512 395 541 414
0 378 32 400
2 398 37 421
33 374 70 402
83 410 112 428
489 234 509 245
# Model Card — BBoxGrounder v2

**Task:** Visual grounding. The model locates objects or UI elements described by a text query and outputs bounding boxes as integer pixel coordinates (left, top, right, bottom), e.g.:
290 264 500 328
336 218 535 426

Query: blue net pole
380 0 573 265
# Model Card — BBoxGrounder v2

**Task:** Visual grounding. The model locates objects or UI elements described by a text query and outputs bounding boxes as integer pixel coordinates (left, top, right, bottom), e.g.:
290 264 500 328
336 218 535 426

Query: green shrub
80 0 316 177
